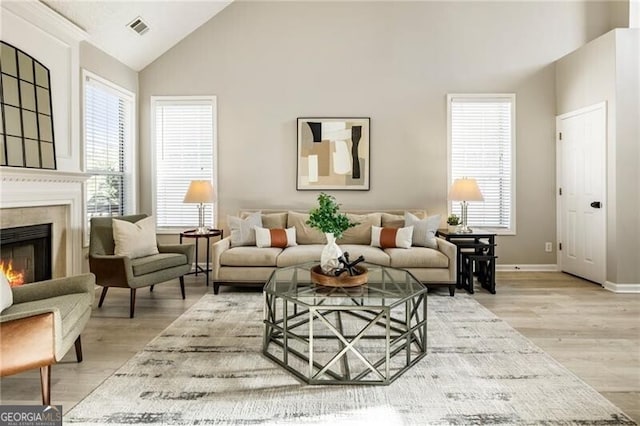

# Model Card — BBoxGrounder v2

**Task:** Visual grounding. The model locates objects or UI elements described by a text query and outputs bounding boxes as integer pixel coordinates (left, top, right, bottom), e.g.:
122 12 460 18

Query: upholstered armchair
0 273 95 404
89 214 194 318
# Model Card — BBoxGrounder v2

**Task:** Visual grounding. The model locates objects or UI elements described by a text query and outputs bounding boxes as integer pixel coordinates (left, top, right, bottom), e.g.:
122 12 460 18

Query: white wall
613 29 640 284
139 1 617 265
79 42 138 95
556 29 640 284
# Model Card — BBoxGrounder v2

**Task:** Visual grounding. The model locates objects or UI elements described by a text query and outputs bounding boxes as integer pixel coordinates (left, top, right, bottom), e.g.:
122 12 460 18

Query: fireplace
1 224 52 286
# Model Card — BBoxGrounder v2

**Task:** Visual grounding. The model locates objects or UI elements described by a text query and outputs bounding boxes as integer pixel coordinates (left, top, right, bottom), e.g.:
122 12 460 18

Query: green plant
307 193 358 239
447 214 460 226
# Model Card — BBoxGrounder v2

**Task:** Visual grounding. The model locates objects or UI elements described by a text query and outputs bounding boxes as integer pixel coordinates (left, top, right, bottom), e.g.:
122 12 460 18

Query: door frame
555 101 607 282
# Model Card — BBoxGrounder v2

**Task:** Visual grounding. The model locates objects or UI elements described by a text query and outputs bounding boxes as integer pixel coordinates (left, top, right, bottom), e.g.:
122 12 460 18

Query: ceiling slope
42 0 233 71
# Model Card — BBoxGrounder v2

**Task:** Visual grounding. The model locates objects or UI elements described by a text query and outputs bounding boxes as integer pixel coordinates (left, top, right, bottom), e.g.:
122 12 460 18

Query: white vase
320 233 342 275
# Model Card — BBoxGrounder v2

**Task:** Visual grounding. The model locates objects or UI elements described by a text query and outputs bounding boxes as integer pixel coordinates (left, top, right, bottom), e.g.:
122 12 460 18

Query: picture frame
297 117 370 191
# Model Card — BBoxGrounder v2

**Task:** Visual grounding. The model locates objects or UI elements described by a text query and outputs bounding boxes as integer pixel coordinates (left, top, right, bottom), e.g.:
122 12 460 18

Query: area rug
65 292 635 425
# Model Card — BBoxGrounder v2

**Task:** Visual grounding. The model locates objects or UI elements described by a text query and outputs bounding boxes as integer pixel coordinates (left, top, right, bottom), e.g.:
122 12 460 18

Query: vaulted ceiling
42 0 233 71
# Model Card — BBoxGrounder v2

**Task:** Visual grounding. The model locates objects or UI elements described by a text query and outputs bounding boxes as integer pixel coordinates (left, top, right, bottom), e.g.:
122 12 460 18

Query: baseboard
603 281 640 293
496 264 559 272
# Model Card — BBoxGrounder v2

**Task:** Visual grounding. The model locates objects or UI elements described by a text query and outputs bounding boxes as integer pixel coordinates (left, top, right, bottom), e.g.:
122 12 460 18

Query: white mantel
1 167 89 276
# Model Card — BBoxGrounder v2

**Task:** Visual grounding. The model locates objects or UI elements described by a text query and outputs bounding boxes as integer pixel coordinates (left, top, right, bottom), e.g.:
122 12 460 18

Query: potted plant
307 193 358 274
447 214 460 232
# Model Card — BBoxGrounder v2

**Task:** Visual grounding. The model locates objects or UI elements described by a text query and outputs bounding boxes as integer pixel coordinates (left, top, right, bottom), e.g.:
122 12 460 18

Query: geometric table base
263 288 427 385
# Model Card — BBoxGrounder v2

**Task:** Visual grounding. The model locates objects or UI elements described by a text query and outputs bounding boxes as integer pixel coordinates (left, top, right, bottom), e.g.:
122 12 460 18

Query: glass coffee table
263 262 428 385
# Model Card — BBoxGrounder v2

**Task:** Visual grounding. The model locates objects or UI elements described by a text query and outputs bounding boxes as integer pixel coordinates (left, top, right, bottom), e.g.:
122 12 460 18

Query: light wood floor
1 272 638 422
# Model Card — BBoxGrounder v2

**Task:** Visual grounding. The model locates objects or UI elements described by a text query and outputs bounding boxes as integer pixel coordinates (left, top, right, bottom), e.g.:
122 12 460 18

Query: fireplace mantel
0 167 89 277
1 167 90 184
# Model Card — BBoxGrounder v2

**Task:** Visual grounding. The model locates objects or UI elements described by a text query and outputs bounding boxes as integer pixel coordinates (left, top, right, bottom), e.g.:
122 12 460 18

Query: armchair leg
75 336 83 362
130 289 136 318
179 276 186 300
40 365 51 405
98 287 109 307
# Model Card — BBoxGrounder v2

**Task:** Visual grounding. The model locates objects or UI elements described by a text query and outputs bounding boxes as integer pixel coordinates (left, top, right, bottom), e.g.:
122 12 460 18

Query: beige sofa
212 209 457 295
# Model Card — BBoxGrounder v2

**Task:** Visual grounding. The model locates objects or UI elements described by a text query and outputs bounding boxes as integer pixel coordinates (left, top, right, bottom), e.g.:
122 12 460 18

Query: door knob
590 201 602 208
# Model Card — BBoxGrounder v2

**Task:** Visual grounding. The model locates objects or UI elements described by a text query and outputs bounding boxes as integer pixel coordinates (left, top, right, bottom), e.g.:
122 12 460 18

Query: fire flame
1 260 25 287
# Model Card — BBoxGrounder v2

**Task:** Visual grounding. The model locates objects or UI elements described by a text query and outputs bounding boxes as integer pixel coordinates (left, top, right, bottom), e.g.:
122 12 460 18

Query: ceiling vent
128 17 149 35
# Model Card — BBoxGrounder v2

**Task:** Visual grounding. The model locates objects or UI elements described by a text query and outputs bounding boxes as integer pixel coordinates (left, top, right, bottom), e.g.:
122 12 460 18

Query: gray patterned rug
65 292 635 425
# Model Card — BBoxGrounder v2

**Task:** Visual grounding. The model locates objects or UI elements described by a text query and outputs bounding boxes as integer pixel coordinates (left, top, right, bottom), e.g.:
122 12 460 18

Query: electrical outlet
545 242 553 252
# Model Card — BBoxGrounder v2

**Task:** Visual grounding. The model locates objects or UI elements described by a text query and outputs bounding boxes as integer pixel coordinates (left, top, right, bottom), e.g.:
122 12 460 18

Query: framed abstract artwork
297 117 370 191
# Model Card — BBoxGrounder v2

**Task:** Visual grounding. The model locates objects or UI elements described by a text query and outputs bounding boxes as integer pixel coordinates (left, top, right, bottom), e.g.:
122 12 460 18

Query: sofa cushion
385 247 449 268
381 211 427 228
255 227 297 248
381 213 404 229
241 212 288 229
337 213 381 245
3 292 91 339
229 212 262 247
220 247 282 267
405 212 440 249
338 244 390 266
1 274 13 313
112 216 159 259
131 253 188 276
371 226 413 249
276 245 324 267
287 211 326 244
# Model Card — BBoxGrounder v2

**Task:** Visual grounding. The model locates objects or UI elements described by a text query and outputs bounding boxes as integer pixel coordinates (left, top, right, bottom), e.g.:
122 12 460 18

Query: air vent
128 17 149 35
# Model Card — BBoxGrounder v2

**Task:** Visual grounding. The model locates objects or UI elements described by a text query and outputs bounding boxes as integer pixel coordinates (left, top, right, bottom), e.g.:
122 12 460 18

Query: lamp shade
448 178 484 202
183 180 216 204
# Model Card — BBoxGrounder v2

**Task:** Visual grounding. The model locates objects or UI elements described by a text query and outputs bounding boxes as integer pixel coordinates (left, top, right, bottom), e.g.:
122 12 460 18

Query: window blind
85 76 132 222
449 95 514 230
154 100 214 229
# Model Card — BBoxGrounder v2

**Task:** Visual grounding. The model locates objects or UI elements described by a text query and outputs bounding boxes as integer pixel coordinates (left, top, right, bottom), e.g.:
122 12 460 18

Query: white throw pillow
371 225 414 249
228 211 263 247
112 216 160 259
255 226 297 248
0 273 13 313
405 212 440 249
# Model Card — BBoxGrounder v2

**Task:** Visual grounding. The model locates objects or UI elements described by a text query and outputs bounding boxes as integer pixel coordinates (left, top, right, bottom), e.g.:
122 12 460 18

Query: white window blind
85 74 133 226
153 98 215 229
448 95 515 232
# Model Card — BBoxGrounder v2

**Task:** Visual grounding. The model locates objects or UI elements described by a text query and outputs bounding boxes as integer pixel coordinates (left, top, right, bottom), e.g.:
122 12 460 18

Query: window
84 71 135 234
151 96 216 231
447 94 515 233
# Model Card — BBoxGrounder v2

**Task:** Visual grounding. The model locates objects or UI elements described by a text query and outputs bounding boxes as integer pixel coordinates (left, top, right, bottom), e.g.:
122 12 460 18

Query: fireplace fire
0 223 52 285
0 259 25 287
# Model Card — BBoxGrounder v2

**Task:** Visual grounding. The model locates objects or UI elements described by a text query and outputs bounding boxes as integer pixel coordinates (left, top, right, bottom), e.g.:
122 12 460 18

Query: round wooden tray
310 264 368 288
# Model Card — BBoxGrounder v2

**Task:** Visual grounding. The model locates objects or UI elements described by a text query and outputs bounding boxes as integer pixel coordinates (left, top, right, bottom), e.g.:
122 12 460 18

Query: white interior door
556 103 606 284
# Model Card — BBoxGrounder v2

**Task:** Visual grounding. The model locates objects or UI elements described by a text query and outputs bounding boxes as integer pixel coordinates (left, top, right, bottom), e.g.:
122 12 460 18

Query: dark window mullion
14 47 26 167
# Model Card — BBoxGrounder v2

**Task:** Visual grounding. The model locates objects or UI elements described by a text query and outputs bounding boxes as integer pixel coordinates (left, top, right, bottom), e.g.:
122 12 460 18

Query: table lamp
183 180 216 234
448 178 484 233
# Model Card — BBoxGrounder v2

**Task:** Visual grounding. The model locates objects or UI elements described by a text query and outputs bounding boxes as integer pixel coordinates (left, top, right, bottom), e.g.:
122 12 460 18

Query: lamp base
458 225 473 233
196 226 210 234
196 204 209 234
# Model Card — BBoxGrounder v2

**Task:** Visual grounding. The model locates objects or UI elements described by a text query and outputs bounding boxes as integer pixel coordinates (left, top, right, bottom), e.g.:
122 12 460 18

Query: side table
179 229 223 285
436 229 497 294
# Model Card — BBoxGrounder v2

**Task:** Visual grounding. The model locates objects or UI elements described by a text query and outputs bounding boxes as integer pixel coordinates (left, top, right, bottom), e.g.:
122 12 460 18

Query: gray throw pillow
228 211 263 247
404 211 440 249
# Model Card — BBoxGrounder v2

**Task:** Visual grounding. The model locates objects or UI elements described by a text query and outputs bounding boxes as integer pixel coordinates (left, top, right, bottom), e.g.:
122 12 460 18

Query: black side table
180 229 223 285
436 229 497 294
